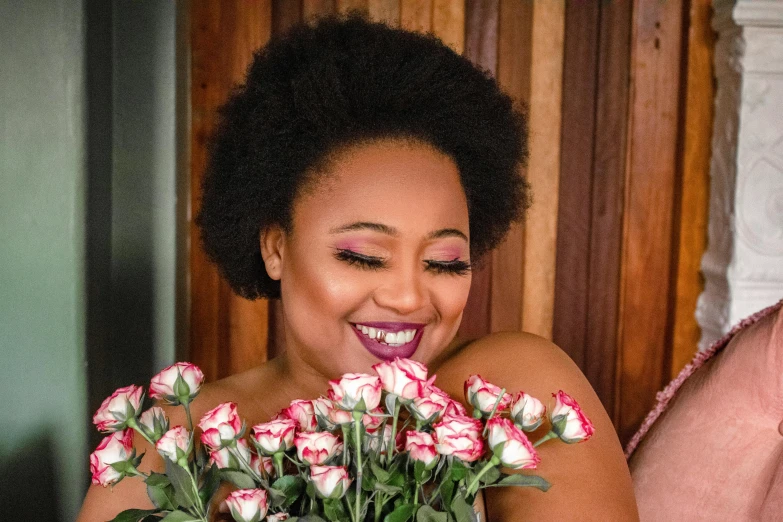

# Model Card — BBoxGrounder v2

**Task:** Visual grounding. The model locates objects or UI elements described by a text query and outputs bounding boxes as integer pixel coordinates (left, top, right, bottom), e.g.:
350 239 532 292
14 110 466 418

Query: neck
273 349 333 400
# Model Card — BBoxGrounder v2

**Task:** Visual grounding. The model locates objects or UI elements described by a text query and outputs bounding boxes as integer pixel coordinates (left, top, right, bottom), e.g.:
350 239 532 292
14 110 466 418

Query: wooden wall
187 0 714 445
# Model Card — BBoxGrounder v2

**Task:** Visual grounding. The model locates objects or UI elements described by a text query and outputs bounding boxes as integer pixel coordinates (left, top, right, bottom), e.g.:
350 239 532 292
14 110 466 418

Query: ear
260 225 285 281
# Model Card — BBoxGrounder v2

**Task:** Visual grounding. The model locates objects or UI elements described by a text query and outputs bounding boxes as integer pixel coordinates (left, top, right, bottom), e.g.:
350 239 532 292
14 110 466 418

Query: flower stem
374 492 384 522
466 456 500 496
353 412 364 522
228 444 263 483
126 417 156 447
183 401 195 432
386 400 401 466
274 451 285 479
482 388 506 436
533 431 558 448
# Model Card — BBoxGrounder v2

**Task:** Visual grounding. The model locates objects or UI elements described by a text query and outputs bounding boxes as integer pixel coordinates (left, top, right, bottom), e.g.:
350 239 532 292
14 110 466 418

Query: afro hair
196 13 530 299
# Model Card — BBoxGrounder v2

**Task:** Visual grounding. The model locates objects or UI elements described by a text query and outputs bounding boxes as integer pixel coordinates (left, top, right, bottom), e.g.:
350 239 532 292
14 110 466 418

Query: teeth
368 327 377 339
386 331 398 344
405 330 414 342
355 324 418 346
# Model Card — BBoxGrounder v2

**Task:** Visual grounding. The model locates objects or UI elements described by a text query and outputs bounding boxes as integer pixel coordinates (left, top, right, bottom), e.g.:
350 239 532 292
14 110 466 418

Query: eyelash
334 249 472 276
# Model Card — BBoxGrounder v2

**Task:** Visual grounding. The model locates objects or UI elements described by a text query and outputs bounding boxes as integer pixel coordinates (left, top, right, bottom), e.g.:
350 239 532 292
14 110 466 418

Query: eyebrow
329 222 468 242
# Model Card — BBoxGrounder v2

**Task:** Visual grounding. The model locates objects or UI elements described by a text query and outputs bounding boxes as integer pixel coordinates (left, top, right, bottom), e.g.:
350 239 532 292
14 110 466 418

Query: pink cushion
627 300 783 521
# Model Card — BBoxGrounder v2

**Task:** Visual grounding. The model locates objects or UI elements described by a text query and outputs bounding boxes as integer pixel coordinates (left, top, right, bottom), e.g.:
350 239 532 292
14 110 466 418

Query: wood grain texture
190 0 272 381
585 0 633 422
431 0 465 53
303 0 336 19
400 0 432 32
553 0 600 369
337 0 368 14
490 0 533 334
617 0 685 443
670 0 713 380
368 0 400 25
273 0 303 35
521 0 565 339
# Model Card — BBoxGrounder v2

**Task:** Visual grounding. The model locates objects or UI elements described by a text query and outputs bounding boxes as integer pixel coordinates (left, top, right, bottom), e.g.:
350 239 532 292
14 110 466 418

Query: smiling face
261 138 472 380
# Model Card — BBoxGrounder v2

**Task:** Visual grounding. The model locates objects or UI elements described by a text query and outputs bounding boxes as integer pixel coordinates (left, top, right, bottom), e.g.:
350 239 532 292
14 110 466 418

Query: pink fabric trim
624 299 783 459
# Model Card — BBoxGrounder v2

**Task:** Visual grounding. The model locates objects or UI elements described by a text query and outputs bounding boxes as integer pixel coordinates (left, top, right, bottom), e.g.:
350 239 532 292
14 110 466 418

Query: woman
79 14 638 521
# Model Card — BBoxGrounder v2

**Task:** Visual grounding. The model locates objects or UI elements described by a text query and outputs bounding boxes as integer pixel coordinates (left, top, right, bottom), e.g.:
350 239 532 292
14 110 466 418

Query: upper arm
435 332 639 521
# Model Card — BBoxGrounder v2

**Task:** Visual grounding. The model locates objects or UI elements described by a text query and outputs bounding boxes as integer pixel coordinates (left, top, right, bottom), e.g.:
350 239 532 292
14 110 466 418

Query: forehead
292 139 470 236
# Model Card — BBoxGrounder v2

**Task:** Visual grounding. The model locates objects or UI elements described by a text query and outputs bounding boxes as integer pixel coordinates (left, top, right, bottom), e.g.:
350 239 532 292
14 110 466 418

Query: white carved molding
698 0 783 349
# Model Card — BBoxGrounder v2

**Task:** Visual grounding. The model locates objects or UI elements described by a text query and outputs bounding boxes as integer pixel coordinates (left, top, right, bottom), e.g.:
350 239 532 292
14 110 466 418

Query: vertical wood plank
553 0 600 368
273 0 303 35
490 0 533 334
368 0 400 26
400 0 432 32
337 0 368 14
190 0 272 381
585 0 633 420
521 0 565 339
303 0 336 19
617 0 685 443
432 0 465 53
670 0 713 379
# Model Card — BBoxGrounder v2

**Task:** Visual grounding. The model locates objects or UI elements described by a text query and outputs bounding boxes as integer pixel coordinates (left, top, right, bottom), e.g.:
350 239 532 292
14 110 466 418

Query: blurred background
1 0 781 519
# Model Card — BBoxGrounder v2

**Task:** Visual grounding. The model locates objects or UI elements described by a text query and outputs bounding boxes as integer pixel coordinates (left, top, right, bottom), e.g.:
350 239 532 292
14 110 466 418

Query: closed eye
424 259 472 276
334 249 386 270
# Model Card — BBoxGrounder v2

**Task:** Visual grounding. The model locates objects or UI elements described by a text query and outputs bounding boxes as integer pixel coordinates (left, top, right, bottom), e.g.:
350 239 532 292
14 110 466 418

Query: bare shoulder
434 333 640 521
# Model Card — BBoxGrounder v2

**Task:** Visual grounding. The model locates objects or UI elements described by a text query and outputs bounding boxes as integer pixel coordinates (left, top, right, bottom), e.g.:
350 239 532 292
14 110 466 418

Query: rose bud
464 375 512 418
149 362 204 405
210 438 251 469
312 397 337 429
405 430 438 469
486 417 540 470
372 357 431 400
550 390 595 443
251 418 297 455
328 373 382 412
92 384 145 433
443 398 468 418
138 406 169 442
282 399 318 432
363 424 393 454
310 465 352 499
410 385 453 424
327 407 354 426
225 488 268 522
198 402 243 450
432 414 484 462
155 426 192 464
251 453 275 479
295 431 343 466
362 407 385 433
510 391 546 432
267 513 290 522
89 429 137 487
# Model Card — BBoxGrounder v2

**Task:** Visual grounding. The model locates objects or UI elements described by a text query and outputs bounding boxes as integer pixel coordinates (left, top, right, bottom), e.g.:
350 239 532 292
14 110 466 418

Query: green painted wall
0 1 179 519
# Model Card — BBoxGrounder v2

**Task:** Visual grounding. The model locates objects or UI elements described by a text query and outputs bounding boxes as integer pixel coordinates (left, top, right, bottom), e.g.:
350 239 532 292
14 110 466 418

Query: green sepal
173 373 191 403
384 503 415 522
550 415 567 437
415 505 448 522
385 393 399 416
108 508 160 522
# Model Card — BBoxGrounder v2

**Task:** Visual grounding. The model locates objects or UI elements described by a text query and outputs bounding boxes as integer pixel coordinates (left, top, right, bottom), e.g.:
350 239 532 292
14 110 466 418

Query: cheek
431 276 472 323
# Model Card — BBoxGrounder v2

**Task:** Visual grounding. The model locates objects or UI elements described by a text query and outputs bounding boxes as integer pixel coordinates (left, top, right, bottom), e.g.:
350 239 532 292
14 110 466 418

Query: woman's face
264 139 472 380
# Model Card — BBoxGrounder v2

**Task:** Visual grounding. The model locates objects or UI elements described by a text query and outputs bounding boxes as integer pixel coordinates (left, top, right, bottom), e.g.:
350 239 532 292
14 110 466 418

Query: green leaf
272 475 306 509
451 493 475 522
220 469 257 489
371 459 391 483
109 509 160 522
450 461 468 481
147 483 176 511
145 472 171 488
485 474 551 492
199 463 221 506
415 505 448 522
374 481 403 495
164 458 198 509
160 510 201 522
267 487 288 509
141 516 164 522
299 516 328 522
384 503 415 522
479 466 500 485
439 479 455 510
323 498 348 522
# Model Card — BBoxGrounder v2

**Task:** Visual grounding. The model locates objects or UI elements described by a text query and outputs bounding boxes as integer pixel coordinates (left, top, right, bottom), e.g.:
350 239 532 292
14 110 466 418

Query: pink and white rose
138 406 169 442
282 399 318 432
486 417 540 469
550 390 595 443
405 430 438 469
198 402 242 450
92 385 144 433
464 375 512 418
372 357 431 400
295 431 343 466
155 426 191 463
410 385 465 423
266 513 290 522
363 424 393 454
149 362 204 405
224 488 268 522
89 429 136 487
251 453 275 478
310 465 352 499
312 397 336 429
251 418 297 455
510 391 546 432
328 373 382 412
210 438 251 469
327 407 354 426
433 414 484 462
361 407 385 433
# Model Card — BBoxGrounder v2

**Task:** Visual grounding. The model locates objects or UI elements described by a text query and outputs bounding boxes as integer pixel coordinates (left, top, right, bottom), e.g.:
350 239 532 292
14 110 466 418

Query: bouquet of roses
90 358 594 522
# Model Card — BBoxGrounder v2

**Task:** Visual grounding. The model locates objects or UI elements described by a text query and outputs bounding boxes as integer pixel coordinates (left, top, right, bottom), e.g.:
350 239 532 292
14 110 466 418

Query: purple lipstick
351 321 425 361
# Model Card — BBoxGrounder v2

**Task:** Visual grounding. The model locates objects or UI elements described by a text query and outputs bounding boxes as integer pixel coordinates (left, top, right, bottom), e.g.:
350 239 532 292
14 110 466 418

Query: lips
351 322 425 361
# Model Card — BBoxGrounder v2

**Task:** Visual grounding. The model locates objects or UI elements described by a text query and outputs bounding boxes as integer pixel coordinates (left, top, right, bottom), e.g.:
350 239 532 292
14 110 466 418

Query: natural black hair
196 13 530 299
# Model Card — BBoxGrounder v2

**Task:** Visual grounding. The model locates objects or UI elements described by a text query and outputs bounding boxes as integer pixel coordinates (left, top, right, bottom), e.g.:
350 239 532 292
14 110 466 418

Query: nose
372 261 427 316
